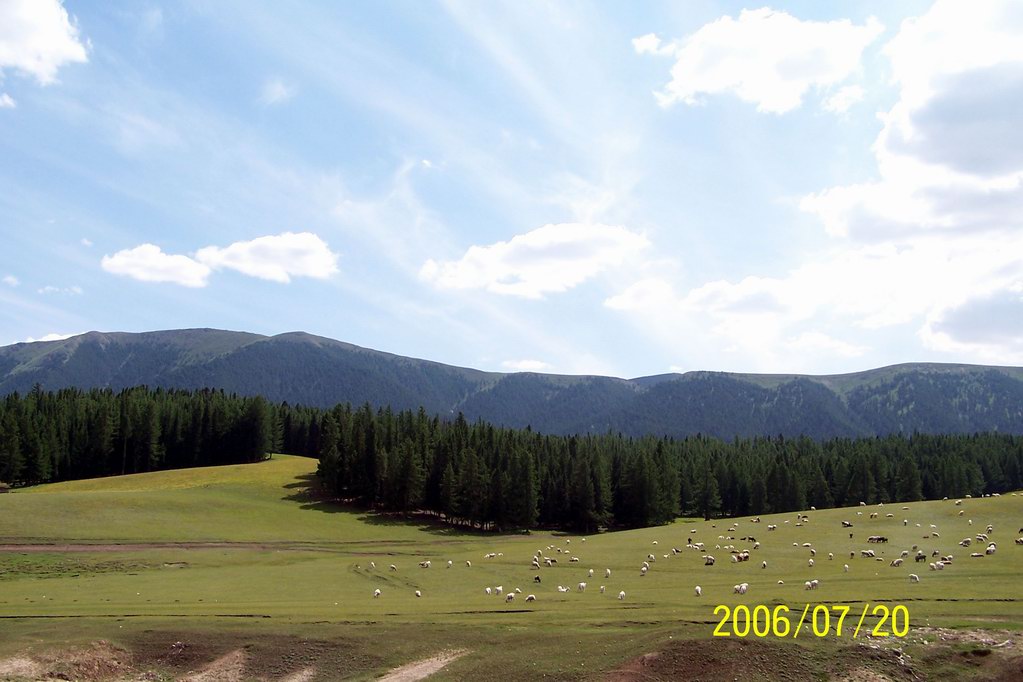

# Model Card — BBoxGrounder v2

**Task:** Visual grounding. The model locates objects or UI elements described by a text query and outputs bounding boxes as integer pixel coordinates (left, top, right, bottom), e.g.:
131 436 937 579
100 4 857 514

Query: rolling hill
2 328 1023 439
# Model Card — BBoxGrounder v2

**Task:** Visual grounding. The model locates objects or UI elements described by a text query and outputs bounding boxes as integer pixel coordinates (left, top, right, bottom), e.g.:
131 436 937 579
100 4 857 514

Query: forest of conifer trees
1 386 1021 531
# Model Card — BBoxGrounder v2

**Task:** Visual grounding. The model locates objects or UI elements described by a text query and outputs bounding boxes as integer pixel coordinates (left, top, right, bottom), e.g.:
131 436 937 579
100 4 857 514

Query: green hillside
2 457 1022 679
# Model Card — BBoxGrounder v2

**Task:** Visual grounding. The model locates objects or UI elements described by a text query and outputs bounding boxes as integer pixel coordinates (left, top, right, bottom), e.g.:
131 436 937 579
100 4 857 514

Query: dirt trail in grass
378 649 468 681
181 648 247 681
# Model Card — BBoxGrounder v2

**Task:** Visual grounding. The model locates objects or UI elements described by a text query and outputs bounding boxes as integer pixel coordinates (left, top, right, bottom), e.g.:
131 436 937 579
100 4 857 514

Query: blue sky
2 0 1022 377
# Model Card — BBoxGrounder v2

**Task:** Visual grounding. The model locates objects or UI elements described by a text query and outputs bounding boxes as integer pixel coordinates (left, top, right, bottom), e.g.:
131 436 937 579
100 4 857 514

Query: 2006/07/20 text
712 603 910 639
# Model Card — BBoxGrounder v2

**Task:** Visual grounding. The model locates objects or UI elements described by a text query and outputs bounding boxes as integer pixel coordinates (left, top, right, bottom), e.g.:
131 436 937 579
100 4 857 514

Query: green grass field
1 456 1021 680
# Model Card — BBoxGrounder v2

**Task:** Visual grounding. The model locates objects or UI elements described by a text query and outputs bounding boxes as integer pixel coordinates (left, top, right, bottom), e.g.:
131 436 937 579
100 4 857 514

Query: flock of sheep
362 492 1020 605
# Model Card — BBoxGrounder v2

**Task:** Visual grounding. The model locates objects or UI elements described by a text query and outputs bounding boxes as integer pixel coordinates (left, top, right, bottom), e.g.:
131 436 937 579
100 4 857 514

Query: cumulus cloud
787 331 867 358
501 359 552 372
102 244 211 288
921 284 1023 363
260 78 295 105
421 223 648 299
822 84 864 113
195 232 338 283
0 0 88 85
0 93 14 108
2 275 18 287
101 232 339 287
802 0 1023 240
637 8 882 113
24 332 76 343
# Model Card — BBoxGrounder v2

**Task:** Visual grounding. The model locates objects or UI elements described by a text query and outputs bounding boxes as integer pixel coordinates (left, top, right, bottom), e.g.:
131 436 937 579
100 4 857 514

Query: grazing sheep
808 558 814 567
415 590 422 598
804 581 813 590
811 579 819 589
704 555 716 566
534 575 542 584
496 586 503 595
485 587 492 595
374 589 381 598
390 564 397 571
828 553 834 560
588 569 594 577
640 566 648 576
525 594 536 602
515 588 522 593
369 561 376 569
778 580 784 584
909 574 920 583
569 557 580 563
891 558 903 567
971 552 983 558
695 585 702 596
600 585 606 594
618 591 626 600
505 593 515 603
605 568 612 578
466 561 472 568
557 586 569 593
762 560 768 569
844 564 849 572
447 560 452 568
578 582 587 592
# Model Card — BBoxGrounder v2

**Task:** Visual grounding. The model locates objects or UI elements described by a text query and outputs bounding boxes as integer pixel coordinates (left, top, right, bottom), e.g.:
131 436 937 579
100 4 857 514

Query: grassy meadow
1 455 1021 680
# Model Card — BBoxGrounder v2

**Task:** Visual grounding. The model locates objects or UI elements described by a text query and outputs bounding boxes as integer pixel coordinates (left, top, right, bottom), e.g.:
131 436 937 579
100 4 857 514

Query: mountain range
2 328 1023 440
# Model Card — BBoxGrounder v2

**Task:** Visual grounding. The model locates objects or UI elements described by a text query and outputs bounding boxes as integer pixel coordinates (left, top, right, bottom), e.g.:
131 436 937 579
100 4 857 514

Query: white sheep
578 582 587 592
694 585 702 597
605 568 612 578
447 560 452 568
909 574 920 583
588 569 594 577
505 593 515 603
808 558 814 567
369 561 376 569
466 560 472 568
485 587 492 595
828 553 833 560
844 564 849 572
761 560 768 569
389 564 397 571
373 589 381 598
415 590 422 598
495 586 503 595
804 581 813 590
618 590 626 600
600 585 606 594
525 594 536 602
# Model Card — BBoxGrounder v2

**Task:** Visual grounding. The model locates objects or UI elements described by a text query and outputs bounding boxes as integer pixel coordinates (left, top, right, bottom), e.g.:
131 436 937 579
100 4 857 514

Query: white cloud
631 33 672 57
501 359 551 372
2 275 18 287
0 0 88 85
80 237 92 247
101 244 211 288
638 8 883 113
102 232 339 287
24 332 76 343
787 331 867 358
802 0 1023 240
921 283 1023 363
260 78 295 105
421 223 649 299
822 84 864 113
195 232 338 283
37 284 82 295
0 93 14 108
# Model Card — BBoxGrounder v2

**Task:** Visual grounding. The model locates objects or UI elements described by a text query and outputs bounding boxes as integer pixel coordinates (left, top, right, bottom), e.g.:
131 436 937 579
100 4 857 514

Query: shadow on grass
281 473 492 537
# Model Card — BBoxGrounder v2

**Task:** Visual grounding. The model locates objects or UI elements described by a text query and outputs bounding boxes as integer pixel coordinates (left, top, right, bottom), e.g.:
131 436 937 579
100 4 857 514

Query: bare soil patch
378 649 468 681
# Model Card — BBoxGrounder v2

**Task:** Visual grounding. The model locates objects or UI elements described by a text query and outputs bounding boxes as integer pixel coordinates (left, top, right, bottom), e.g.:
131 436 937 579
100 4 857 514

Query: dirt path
181 648 247 682
378 649 468 682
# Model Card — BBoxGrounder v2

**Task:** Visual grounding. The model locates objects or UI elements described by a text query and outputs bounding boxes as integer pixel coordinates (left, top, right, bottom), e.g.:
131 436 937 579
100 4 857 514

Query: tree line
1 386 1021 532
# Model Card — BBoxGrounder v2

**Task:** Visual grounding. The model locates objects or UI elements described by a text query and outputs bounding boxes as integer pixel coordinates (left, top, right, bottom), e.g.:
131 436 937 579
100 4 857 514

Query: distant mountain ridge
3 328 1023 440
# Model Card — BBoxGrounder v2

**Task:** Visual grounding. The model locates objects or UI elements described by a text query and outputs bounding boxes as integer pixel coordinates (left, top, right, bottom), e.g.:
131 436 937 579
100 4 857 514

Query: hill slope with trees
2 329 1023 440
